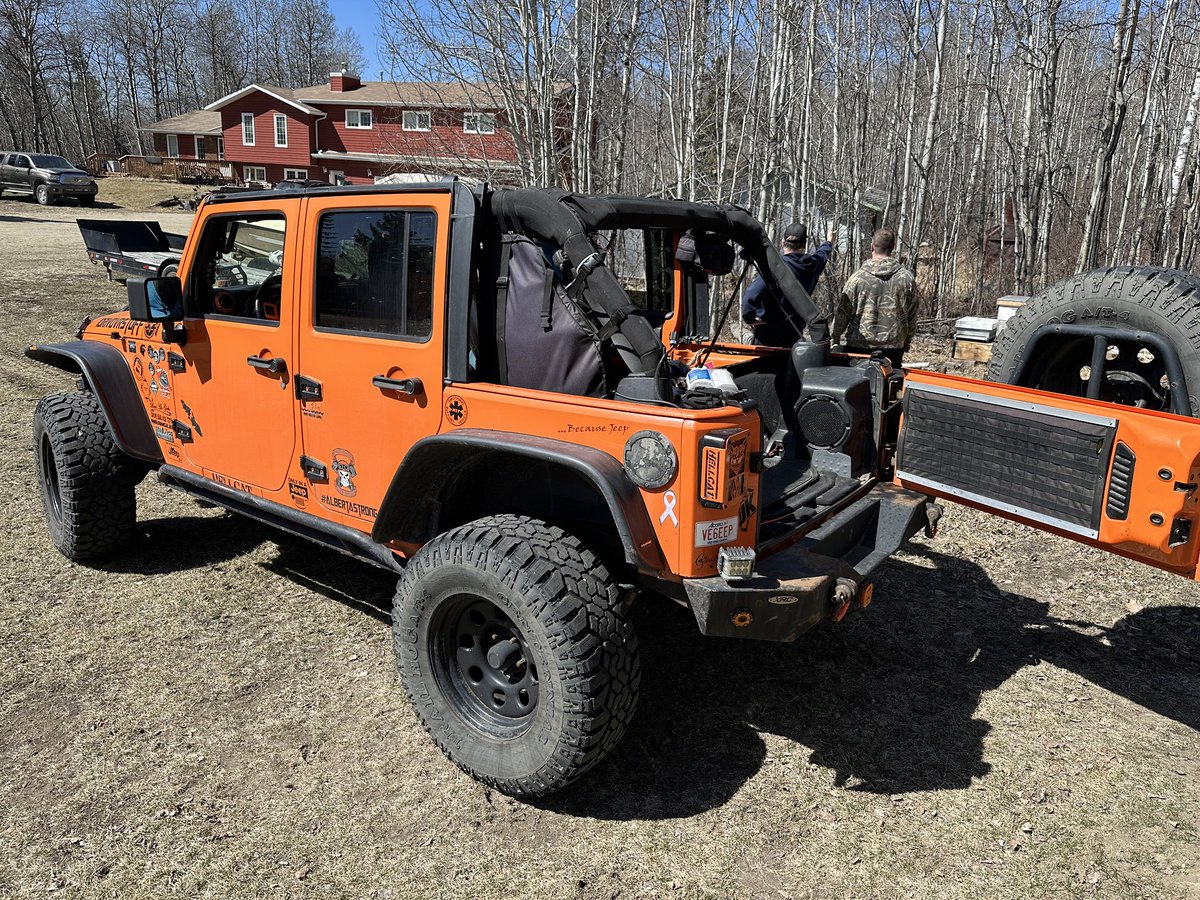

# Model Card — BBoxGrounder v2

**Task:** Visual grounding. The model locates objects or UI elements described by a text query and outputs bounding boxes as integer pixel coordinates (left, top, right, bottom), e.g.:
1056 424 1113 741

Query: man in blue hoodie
741 222 836 347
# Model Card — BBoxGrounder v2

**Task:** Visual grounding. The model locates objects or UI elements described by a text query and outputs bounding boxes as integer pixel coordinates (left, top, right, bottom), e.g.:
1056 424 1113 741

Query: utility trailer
77 218 187 281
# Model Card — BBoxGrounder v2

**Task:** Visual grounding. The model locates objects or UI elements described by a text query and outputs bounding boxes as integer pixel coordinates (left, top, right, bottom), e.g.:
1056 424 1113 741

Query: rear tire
392 514 640 797
988 267 1200 415
33 391 139 560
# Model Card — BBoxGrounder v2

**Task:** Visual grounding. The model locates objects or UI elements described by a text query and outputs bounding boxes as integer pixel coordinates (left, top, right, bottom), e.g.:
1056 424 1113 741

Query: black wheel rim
434 595 540 734
40 433 62 522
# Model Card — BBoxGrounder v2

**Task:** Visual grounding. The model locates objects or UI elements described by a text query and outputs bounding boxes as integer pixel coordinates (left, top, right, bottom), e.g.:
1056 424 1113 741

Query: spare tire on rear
988 267 1200 416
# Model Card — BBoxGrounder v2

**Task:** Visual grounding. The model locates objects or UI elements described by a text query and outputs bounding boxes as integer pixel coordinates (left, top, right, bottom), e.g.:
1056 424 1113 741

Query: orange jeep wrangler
27 181 1200 797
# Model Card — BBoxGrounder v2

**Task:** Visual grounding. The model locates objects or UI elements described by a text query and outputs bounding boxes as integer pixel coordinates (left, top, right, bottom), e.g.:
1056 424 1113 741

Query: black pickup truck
0 152 97 206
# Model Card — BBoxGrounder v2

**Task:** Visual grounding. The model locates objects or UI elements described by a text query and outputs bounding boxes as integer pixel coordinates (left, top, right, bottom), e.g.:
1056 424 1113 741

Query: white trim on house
242 113 255 146
243 165 268 183
165 134 179 157
195 135 205 158
283 168 308 179
217 136 224 160
345 109 373 129
274 114 288 147
402 110 431 132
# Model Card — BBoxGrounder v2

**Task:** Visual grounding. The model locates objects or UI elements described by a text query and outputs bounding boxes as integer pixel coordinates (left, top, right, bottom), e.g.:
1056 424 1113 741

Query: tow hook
925 501 944 539
830 579 856 623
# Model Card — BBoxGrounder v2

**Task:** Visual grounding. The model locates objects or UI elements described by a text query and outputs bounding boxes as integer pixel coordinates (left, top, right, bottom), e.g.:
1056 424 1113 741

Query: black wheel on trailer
33 391 141 560
392 513 640 797
988 267 1200 416
160 261 179 278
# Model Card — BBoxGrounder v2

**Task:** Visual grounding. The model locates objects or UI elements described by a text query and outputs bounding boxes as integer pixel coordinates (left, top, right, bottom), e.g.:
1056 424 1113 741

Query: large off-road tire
988 267 1200 415
33 391 139 560
34 183 51 205
392 514 640 797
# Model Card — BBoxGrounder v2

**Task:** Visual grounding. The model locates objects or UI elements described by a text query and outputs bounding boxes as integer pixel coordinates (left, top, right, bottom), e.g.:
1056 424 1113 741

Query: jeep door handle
372 374 422 396
247 354 286 374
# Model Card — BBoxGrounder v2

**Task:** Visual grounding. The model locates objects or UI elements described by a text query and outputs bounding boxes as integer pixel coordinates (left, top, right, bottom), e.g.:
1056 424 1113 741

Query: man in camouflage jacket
832 227 918 367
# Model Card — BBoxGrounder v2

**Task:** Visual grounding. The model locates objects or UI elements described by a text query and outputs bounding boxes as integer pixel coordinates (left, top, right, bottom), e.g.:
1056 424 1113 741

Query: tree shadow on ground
541 545 1200 820
115 515 1198 821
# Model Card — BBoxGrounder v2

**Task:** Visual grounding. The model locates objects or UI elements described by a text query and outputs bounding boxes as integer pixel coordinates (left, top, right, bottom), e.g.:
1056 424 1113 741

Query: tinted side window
314 209 435 340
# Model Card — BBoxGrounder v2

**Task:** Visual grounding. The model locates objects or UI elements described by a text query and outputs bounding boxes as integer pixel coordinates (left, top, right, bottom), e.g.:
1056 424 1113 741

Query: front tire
33 391 139 559
35 184 51 205
393 514 640 797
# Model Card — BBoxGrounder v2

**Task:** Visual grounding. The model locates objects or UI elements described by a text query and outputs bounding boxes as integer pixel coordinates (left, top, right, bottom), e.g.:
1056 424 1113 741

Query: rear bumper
683 483 937 641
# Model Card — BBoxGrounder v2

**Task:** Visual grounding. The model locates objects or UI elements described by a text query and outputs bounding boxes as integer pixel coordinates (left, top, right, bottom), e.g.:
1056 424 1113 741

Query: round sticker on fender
695 516 738 548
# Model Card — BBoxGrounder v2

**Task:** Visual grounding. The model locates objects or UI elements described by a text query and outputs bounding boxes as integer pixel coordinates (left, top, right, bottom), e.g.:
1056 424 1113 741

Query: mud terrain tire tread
988 266 1200 414
392 513 640 797
33 391 138 559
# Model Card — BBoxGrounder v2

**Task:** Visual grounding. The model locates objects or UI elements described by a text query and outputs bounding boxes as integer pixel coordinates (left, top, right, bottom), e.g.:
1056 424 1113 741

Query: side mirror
128 275 183 323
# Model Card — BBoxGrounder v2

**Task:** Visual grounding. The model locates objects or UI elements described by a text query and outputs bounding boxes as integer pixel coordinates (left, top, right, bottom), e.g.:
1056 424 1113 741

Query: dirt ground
1 195 1198 900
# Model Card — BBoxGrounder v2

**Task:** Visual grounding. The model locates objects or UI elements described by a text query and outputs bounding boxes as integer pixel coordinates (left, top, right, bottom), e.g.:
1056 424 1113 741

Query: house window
195 136 206 159
345 109 373 129
242 113 255 145
217 137 224 160
402 110 431 132
463 112 496 135
243 166 267 184
283 168 308 180
274 114 287 147
166 134 179 158
315 209 436 340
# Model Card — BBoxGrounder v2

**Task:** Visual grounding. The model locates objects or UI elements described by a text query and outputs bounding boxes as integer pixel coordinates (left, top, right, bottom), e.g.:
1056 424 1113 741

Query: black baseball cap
782 222 808 247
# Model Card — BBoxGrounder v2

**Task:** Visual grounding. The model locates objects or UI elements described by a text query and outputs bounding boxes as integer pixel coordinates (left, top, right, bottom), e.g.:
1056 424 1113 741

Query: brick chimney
330 69 360 92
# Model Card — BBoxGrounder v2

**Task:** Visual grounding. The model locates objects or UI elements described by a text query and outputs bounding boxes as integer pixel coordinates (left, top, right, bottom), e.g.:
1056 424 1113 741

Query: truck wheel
988 267 1200 415
392 514 640 797
35 184 51 205
33 391 139 560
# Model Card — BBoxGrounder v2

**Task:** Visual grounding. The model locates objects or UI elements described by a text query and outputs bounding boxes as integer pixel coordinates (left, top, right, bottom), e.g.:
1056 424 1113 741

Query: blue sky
332 1 385 80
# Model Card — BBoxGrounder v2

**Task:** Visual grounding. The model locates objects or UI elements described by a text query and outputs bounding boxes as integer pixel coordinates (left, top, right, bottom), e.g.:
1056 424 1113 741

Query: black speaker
795 366 875 477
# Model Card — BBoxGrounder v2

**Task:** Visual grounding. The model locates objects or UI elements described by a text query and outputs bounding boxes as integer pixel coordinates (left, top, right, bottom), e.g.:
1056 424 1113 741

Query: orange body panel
898 370 1200 580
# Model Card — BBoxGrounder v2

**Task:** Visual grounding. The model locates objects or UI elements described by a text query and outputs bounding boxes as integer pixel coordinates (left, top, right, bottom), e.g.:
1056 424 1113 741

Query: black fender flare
25 341 163 464
372 429 667 576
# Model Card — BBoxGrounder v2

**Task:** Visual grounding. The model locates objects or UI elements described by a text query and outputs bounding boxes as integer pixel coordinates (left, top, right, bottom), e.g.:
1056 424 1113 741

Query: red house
144 73 533 186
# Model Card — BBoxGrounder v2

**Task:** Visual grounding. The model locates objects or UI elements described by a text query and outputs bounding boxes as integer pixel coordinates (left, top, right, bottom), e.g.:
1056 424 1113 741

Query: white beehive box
954 316 1000 342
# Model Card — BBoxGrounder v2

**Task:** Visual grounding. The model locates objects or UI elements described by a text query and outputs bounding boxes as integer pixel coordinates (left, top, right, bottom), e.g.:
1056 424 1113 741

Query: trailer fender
25 341 163 465
372 430 666 576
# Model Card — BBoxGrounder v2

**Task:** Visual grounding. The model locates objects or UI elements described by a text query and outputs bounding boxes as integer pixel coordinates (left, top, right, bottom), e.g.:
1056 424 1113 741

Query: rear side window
314 209 436 340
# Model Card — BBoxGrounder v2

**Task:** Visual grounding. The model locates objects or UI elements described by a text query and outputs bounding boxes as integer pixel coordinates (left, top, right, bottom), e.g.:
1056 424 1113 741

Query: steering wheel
253 273 283 320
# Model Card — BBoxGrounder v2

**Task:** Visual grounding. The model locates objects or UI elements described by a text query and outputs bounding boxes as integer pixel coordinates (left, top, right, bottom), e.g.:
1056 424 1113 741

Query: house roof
295 81 572 109
204 84 323 117
312 148 520 172
142 110 222 135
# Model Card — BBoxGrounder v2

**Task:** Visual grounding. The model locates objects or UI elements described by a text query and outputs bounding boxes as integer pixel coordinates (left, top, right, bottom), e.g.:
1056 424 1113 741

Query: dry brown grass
1 199 1198 899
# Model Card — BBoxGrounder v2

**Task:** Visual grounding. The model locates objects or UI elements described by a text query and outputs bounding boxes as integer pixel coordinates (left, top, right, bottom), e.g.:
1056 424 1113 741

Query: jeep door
895 370 1200 580
169 202 301 492
293 191 449 531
